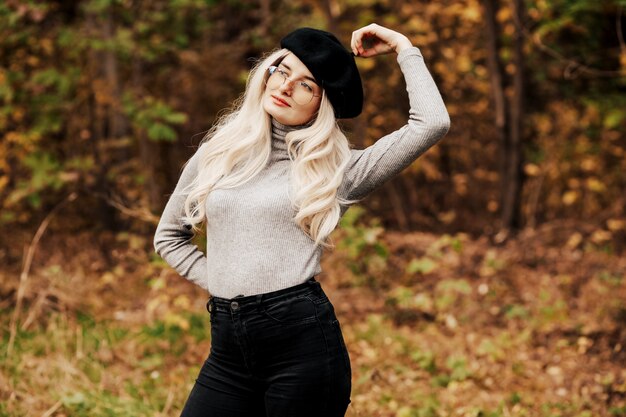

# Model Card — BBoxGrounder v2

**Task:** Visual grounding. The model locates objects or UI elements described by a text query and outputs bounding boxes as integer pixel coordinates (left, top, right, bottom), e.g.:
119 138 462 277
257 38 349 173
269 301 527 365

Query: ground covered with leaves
1 218 625 417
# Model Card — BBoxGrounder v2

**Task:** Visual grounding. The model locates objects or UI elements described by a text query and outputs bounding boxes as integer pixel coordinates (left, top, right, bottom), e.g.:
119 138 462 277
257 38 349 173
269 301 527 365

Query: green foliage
406 234 463 276
0 306 211 416
428 353 473 388
609 405 626 416
475 408 506 417
6 151 64 209
396 394 441 417
336 205 389 286
0 0 624 238
476 338 506 361
597 270 623 287
434 278 471 311
445 354 472 381
355 313 385 342
338 205 387 257
503 303 530 319
406 257 437 274
429 234 464 256
410 349 437 374
122 93 188 142
59 389 155 417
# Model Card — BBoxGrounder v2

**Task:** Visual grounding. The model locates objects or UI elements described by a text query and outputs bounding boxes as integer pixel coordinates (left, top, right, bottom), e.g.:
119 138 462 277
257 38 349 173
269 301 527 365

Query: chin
266 109 298 126
273 113 313 127
263 96 312 126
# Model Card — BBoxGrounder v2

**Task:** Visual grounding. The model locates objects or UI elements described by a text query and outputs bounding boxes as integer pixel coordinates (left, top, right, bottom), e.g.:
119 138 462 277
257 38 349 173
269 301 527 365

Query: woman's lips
271 95 291 107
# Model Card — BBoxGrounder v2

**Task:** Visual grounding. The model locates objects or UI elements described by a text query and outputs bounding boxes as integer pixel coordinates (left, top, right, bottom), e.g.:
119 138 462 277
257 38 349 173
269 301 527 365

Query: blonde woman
154 23 450 417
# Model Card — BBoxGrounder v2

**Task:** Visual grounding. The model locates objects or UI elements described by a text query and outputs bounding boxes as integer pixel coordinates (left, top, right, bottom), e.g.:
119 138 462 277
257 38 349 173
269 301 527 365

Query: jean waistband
207 276 321 313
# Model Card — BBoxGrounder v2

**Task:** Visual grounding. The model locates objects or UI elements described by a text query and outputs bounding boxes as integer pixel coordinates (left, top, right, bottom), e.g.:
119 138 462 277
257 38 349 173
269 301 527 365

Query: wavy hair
178 47 360 248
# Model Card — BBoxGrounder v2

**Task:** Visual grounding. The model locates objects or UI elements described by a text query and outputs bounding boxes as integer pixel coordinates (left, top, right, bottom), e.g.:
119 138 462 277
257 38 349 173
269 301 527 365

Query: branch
6 192 77 358
510 0 626 79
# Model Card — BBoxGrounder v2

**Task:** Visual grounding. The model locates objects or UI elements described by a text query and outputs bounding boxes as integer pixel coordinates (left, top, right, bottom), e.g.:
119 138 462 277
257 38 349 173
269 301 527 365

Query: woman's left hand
350 23 413 58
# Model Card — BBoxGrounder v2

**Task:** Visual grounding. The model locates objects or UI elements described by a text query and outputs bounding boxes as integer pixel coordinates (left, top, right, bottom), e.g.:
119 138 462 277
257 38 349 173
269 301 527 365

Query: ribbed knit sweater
153 46 450 298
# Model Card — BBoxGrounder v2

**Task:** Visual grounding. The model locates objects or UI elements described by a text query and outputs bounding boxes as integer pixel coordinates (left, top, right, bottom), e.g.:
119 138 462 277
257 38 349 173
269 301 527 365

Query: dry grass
1 219 625 416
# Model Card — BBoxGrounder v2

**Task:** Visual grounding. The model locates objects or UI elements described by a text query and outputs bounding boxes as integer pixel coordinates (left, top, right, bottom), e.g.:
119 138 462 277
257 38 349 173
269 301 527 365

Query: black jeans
180 276 352 417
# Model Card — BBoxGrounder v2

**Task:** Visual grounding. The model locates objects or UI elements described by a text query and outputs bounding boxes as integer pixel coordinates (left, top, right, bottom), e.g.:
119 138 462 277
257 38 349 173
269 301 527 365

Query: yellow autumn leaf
590 229 611 243
463 4 482 22
607 219 626 231
496 6 511 23
438 210 456 224
534 114 553 134
173 295 191 309
441 47 455 60
586 177 606 193
146 297 163 315
580 158 597 172
100 272 116 284
356 58 376 71
562 191 579 205
0 175 7 193
524 163 540 176
5 132 23 143
164 313 190 330
566 232 583 249
27 55 40 67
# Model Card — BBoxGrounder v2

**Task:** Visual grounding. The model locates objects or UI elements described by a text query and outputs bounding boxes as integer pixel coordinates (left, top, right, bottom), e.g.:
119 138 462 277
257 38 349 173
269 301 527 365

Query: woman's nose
278 79 294 94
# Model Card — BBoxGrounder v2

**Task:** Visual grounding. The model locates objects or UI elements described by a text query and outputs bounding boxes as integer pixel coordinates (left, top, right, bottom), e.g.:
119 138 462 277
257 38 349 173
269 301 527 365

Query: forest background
1 0 625 416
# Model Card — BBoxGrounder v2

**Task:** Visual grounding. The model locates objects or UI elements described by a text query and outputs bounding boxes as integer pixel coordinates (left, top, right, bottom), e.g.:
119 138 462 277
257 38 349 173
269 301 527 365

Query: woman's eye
300 82 313 92
278 69 288 76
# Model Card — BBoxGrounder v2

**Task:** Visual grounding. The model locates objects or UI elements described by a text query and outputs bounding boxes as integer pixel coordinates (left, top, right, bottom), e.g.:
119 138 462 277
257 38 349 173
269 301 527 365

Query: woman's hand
350 23 413 58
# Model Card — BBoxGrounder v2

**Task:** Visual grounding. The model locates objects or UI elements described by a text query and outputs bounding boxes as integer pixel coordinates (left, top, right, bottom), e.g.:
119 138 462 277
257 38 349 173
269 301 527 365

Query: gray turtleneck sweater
153 46 450 298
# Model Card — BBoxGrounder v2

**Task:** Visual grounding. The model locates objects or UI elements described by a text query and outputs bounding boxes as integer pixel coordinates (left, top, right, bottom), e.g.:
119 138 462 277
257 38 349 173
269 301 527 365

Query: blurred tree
480 0 526 239
0 0 624 257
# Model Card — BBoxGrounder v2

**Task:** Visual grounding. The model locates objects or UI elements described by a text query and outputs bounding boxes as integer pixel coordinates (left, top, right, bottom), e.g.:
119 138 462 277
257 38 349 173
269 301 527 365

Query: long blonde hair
178 48 360 248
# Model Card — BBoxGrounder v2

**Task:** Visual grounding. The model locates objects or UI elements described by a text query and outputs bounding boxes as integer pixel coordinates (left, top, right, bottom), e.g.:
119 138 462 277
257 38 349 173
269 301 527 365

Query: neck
271 117 313 134
270 117 312 162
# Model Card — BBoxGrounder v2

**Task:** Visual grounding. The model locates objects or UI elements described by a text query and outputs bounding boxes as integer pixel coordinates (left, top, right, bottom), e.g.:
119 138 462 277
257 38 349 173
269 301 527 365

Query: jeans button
231 301 239 310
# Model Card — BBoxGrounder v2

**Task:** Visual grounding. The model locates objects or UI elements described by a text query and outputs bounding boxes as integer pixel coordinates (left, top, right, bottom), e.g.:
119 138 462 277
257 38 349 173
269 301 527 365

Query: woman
154 23 450 417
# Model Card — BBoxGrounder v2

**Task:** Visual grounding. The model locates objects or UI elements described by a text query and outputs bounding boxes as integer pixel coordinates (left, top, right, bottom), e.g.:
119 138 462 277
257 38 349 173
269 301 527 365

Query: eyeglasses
265 65 322 106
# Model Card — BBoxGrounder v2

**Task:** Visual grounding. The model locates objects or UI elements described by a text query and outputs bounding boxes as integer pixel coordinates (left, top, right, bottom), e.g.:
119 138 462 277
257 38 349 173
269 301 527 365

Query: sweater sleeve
153 146 209 291
339 46 451 202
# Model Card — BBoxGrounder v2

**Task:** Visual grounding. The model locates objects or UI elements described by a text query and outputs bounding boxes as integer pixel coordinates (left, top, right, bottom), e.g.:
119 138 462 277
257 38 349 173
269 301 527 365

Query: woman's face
262 52 322 126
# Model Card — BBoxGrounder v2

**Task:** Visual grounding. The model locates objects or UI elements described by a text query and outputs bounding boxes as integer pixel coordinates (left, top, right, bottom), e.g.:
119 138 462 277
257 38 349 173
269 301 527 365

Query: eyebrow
279 63 318 85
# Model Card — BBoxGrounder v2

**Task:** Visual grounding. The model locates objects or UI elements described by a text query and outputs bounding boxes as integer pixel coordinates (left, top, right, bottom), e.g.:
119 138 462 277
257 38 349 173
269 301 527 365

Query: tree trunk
319 0 339 34
481 0 507 132
481 0 526 239
402 174 419 228
132 55 161 214
386 179 409 231
503 0 526 231
85 10 118 232
101 10 128 140
259 0 271 37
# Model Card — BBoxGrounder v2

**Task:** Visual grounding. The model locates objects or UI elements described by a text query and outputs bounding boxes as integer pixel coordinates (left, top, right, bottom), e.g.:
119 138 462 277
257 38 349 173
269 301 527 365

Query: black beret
280 27 363 119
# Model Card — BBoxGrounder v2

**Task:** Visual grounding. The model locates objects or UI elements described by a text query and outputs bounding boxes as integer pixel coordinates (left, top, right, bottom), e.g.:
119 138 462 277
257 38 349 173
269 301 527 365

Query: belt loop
255 294 264 312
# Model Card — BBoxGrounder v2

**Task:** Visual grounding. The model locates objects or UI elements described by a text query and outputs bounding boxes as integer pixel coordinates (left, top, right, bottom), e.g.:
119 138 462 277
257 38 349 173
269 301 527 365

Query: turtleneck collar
270 117 313 162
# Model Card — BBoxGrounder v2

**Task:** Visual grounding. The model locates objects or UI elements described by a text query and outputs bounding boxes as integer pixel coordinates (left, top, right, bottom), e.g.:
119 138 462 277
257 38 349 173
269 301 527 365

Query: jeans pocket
207 298 226 323
261 295 318 325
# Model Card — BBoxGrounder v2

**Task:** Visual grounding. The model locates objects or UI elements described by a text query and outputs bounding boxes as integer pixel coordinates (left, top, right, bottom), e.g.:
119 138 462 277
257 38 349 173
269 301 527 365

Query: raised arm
153 146 209 291
340 24 451 202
